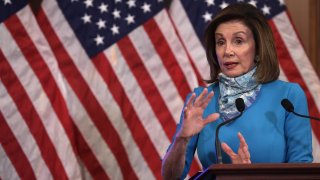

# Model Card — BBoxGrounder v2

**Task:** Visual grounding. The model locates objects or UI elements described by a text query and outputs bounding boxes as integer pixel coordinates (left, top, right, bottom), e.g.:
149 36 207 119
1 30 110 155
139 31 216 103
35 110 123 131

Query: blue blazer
170 80 313 179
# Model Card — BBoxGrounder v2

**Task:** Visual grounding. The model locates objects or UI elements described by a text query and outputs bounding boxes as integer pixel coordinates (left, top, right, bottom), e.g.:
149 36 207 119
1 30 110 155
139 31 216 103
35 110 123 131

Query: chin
222 69 248 78
224 72 242 78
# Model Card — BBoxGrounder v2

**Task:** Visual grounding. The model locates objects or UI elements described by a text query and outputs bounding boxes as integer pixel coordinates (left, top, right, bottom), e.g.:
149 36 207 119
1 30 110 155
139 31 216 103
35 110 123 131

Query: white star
4 0 12 5
127 0 136 8
219 1 229 9
81 13 92 24
115 0 122 3
205 0 214 7
71 0 78 2
96 19 106 29
141 3 151 13
278 0 285 6
261 5 271 15
202 11 212 22
112 9 121 19
94 35 104 45
84 0 93 8
125 14 135 25
111 24 120 35
248 0 257 7
237 0 244 2
158 0 163 2
98 3 108 13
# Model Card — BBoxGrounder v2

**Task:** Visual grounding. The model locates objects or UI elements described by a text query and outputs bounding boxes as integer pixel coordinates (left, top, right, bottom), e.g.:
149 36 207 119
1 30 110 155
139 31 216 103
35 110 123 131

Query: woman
161 3 313 180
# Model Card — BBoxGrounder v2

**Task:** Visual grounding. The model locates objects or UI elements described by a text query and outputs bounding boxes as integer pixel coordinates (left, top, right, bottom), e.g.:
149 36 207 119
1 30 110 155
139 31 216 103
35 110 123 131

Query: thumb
203 113 220 125
221 142 237 157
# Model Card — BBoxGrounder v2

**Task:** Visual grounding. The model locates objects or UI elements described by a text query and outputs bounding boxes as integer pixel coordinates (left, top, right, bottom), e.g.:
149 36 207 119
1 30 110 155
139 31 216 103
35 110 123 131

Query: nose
225 43 235 57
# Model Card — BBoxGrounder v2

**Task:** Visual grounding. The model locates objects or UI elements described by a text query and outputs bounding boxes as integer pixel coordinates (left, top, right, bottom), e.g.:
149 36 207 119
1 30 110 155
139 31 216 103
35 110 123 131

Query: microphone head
235 98 245 112
281 99 294 112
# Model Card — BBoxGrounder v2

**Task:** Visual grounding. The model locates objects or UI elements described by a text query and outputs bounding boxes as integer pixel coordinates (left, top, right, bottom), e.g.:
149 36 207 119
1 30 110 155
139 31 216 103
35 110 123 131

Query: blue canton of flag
180 0 286 44
0 0 28 23
57 0 165 57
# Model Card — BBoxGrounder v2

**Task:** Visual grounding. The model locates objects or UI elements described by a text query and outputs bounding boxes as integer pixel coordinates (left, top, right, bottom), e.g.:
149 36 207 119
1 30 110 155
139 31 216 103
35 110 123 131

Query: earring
254 56 259 63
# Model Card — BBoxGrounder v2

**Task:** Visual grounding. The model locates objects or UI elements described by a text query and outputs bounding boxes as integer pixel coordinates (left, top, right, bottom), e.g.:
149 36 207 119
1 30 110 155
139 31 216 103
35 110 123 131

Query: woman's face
215 20 256 77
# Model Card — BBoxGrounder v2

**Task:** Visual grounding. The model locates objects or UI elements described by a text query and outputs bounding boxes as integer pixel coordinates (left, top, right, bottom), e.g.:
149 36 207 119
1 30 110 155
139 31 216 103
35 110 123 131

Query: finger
238 147 250 163
238 132 251 162
194 88 208 106
239 145 250 158
186 93 196 110
221 142 237 159
238 132 248 149
183 107 189 119
200 91 214 108
203 113 220 125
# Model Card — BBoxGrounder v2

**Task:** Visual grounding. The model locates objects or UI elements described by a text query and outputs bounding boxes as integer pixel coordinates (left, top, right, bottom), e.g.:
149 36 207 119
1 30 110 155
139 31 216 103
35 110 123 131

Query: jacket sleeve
165 87 204 179
284 83 313 162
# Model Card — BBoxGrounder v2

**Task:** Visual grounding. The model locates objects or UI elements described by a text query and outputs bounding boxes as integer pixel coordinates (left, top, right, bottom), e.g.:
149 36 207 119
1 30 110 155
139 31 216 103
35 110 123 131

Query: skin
161 89 220 179
215 20 256 77
161 20 254 179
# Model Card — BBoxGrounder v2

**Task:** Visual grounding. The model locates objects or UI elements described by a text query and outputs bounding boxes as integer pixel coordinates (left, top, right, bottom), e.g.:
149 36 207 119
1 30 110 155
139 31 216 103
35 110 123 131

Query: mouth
223 62 239 69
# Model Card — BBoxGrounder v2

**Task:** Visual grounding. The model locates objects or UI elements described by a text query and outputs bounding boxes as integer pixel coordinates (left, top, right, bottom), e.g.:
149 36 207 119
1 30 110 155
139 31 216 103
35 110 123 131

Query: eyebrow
215 31 248 37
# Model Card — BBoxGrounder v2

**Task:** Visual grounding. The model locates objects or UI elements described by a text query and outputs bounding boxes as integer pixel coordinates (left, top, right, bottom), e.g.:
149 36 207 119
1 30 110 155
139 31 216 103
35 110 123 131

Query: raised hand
176 88 220 139
221 132 251 164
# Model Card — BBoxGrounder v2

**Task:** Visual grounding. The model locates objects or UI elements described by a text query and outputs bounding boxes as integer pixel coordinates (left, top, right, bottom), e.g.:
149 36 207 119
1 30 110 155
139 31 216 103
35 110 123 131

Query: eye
234 38 244 45
215 39 225 46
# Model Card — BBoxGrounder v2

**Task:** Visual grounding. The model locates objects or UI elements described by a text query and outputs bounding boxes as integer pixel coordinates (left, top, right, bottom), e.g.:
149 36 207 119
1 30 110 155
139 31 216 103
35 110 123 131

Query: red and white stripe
39 1 142 179
0 5 81 179
168 1 211 82
0 144 19 180
2 1 319 180
36 0 204 178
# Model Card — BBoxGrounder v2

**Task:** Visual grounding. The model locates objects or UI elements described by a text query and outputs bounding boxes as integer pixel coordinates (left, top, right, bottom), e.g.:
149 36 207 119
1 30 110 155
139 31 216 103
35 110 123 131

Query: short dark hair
204 3 280 83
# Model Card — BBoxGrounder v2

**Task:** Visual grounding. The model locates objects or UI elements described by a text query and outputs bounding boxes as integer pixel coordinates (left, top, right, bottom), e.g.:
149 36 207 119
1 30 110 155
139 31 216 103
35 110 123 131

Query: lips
223 61 239 69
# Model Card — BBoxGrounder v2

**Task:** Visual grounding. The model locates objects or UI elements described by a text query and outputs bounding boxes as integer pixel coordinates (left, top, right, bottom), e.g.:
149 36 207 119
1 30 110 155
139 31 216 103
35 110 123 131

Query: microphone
215 98 245 164
281 98 320 121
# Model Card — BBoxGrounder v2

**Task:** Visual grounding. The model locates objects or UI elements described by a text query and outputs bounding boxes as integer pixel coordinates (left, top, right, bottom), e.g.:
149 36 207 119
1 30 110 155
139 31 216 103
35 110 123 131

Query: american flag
0 0 319 179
